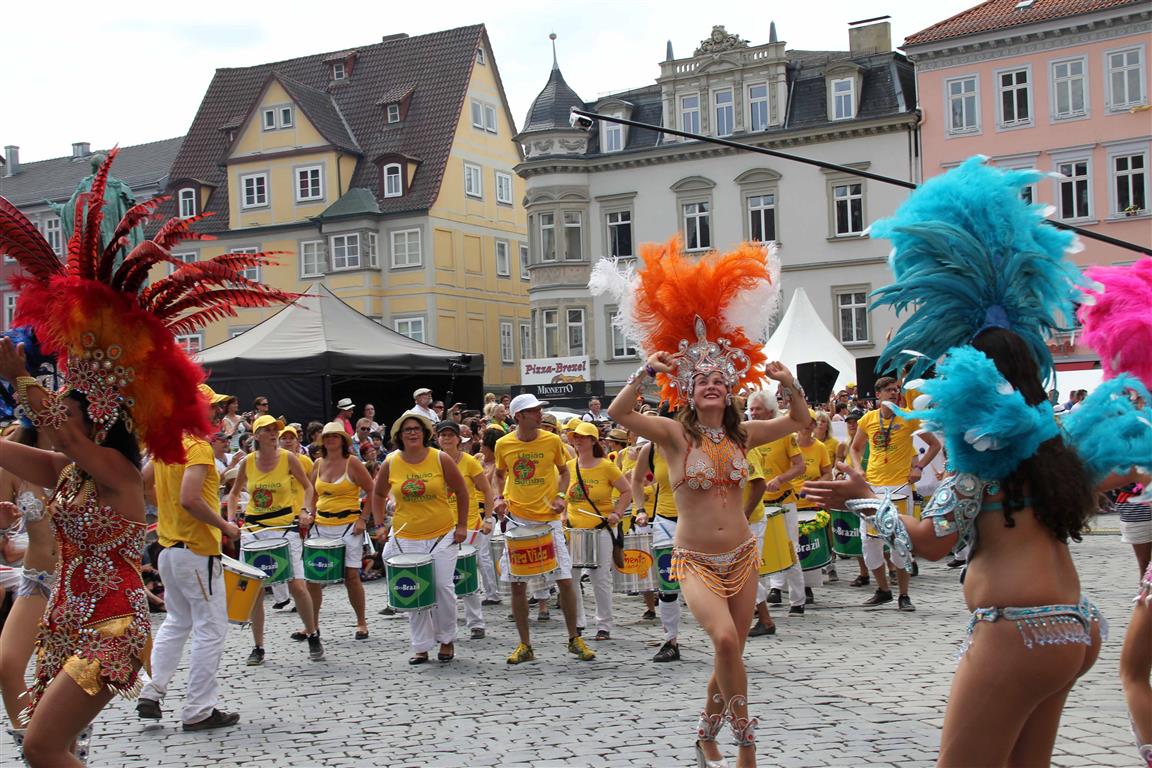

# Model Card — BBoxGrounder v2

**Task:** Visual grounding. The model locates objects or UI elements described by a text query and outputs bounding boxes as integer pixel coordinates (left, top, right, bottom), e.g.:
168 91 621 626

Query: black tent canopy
196 284 483 426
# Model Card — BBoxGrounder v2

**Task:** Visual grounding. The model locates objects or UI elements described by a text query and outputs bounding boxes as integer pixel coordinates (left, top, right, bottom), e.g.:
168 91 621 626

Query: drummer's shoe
135 698 162 720
272 599 292 610
506 643 536 664
849 575 870 587
537 608 551 621
481 598 502 606
642 609 657 620
826 565 839 583
653 640 681 662
910 560 920 577
470 628 485 639
182 709 240 732
567 636 596 661
307 632 325 661
804 587 815 605
898 594 916 612
863 589 893 607
946 557 967 569
594 630 611 641
788 606 805 617
379 606 397 616
246 646 265 666
748 621 776 636
766 588 782 605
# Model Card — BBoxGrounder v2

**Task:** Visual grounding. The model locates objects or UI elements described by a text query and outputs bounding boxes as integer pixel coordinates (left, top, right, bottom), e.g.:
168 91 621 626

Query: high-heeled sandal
694 707 729 768
726 695 758 753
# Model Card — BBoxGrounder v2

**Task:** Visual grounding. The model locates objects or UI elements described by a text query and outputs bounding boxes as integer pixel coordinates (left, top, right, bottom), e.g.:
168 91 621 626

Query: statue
694 25 750 56
48 152 143 257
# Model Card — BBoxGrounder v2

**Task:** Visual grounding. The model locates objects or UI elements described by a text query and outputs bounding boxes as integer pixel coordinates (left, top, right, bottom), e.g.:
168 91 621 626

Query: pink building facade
905 0 1151 370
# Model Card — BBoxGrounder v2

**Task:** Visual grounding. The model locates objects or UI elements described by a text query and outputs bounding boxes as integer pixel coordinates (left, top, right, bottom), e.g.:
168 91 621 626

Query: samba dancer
598 238 808 768
306 422 376 640
137 384 242 731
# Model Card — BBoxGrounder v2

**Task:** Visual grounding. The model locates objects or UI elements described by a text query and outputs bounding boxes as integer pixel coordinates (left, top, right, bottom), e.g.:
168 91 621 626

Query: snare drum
454 544 480 597
385 553 436 612
242 538 291 584
506 525 558 580
221 556 266 625
567 527 599 569
613 531 655 593
797 511 832 571
830 508 863 558
652 545 678 594
303 538 345 584
759 506 796 575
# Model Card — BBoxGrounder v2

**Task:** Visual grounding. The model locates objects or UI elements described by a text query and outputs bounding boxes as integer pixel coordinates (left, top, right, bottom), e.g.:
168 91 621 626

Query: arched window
178 187 196 218
383 164 402 198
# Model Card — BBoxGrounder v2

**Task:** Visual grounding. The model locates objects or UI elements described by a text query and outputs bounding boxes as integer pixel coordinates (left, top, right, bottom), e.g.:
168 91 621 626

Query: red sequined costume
21 466 151 723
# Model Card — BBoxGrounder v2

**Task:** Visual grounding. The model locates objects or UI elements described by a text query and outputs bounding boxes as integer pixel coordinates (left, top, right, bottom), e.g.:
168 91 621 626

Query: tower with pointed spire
514 34 589 160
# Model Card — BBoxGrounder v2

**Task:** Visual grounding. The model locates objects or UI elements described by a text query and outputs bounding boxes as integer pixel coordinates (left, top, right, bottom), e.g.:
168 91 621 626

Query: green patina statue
48 152 143 258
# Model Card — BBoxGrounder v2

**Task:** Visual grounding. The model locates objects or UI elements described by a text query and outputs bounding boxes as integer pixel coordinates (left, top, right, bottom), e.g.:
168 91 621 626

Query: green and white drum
454 544 480 597
303 538 345 584
242 539 291 584
830 509 863 558
386 553 436 612
652 545 679 594
797 512 832 572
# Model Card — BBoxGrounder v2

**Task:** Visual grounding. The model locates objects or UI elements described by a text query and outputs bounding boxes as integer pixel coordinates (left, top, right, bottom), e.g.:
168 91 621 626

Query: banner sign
520 356 590 385
511 381 605 399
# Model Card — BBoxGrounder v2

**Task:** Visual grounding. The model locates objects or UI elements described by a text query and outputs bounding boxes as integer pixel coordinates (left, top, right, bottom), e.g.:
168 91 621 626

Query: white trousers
140 547 229 724
383 531 458 653
649 517 683 642
862 485 912 571
471 529 500 601
767 505 805 606
572 528 615 633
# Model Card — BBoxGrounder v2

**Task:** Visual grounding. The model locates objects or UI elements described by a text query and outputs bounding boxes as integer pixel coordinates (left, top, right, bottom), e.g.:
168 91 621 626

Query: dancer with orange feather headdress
0 149 295 766
594 237 808 768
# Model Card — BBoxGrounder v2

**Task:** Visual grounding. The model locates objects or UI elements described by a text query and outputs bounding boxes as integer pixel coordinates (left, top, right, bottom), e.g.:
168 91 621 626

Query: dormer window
476 47 486 66
831 78 855 120
603 121 623 152
178 187 197 218
383 163 403 197
261 105 295 131
332 61 346 81
387 104 401 124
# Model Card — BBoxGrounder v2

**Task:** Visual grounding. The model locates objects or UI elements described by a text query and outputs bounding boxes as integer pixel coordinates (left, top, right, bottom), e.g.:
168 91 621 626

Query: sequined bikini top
673 433 749 492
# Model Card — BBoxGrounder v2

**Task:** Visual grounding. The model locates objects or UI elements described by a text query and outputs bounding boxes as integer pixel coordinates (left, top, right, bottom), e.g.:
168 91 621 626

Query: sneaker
567 636 596 661
272 599 291 610
946 558 967 569
307 632 324 661
528 596 539 605
594 630 611 641
652 640 681 662
826 567 840 583
470 628 486 640
182 709 240 732
766 588 782 605
378 606 397 616
849 575 870 587
537 609 551 621
136 698 162 720
898 594 916 612
788 605 805 617
863 589 894 607
290 631 308 642
641 609 657 621
246 646 265 666
748 621 776 636
481 598 502 606
506 643 535 665
804 587 815 605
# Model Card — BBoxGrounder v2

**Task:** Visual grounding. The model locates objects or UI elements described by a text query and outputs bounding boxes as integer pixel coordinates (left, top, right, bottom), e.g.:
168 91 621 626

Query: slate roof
274 74 359 152
904 0 1145 47
168 25 492 232
521 65 585 133
0 137 184 208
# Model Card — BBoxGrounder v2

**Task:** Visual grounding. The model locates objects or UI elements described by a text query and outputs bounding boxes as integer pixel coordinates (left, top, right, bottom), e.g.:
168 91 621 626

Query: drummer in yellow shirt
631 435 684 662
269 425 312 614
789 416 833 609
564 422 631 641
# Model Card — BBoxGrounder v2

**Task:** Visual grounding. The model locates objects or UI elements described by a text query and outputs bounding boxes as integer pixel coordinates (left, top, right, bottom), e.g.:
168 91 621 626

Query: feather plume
588 257 640 352
0 198 62 281
871 157 1087 384
1061 375 1152 482
97 196 167 282
1077 257 1152 388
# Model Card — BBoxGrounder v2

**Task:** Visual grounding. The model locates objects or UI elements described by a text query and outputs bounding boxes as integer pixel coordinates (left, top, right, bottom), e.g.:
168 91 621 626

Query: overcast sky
3 0 979 162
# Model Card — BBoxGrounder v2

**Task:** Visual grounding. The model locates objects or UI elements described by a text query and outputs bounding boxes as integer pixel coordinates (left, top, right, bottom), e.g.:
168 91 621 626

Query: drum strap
246 508 296 527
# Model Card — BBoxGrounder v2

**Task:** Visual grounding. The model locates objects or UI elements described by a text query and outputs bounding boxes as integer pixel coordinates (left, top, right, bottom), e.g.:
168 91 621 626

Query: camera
569 109 595 131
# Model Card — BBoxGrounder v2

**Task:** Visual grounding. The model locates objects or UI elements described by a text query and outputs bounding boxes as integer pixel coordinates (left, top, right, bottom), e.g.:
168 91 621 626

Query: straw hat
320 421 352 447
252 414 285 433
605 428 629 444
390 411 435 442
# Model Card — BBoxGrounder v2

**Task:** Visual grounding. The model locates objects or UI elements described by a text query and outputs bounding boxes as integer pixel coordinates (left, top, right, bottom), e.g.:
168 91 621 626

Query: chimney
848 16 892 57
3 146 17 177
72 142 91 158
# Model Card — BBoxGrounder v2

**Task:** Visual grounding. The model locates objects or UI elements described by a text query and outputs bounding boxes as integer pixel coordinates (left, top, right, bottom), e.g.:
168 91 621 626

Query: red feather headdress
0 149 296 463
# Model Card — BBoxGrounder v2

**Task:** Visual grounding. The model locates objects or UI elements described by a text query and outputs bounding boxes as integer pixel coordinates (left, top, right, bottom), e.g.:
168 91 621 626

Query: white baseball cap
509 393 549 416
413 387 432 398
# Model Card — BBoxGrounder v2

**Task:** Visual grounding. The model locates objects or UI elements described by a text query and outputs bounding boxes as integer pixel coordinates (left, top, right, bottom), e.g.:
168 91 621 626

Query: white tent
762 287 859 396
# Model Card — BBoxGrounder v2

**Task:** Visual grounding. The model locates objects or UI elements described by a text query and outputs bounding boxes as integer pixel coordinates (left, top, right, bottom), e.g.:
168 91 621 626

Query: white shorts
1120 517 1152 545
499 517 572 583
241 527 305 580
313 524 366 569
650 515 678 548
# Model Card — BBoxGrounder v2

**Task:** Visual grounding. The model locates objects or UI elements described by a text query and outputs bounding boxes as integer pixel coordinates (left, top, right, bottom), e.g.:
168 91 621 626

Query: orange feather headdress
0 149 296 463
589 236 780 408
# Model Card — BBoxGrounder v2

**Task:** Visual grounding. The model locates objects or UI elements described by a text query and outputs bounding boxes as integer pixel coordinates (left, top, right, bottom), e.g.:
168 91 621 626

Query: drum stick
238 523 296 533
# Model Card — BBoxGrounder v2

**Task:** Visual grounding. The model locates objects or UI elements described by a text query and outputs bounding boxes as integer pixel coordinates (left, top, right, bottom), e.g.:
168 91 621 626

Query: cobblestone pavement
6 527 1143 768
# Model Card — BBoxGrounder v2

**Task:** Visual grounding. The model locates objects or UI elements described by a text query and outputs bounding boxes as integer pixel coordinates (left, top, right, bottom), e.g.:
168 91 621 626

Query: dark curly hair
970 328 1093 542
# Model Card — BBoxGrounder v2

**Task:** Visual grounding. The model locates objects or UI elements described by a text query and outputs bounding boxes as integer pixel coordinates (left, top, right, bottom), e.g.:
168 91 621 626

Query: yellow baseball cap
564 417 583 432
252 414 285 433
198 383 231 405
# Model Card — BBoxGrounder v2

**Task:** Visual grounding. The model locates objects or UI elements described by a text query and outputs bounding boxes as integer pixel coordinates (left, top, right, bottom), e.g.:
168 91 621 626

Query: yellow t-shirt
822 436 841 465
791 440 831 506
389 448 455 540
314 459 361 524
565 458 624 529
155 436 221 557
245 450 296 527
643 446 679 520
616 446 646 505
451 451 486 530
291 454 314 515
495 430 568 522
751 435 801 506
858 409 921 486
745 449 769 523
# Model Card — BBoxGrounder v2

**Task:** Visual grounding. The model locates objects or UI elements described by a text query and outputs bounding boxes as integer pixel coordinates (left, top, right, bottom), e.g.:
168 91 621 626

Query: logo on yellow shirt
513 457 537 481
569 483 587 502
252 488 273 509
401 478 427 499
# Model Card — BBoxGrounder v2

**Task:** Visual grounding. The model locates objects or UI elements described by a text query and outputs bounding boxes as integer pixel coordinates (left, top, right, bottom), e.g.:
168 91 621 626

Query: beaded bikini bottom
959 595 1107 658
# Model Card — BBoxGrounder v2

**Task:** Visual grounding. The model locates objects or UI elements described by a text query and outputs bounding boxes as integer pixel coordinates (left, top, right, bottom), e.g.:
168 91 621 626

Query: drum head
387 553 432 567
222 556 266 580
457 544 477 557
244 539 289 552
507 524 550 540
305 538 345 550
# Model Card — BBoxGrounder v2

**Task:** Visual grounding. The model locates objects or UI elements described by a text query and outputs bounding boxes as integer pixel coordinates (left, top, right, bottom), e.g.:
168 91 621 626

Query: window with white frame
542 309 559 356
368 232 379 268
714 88 734 136
300 240 325 277
464 163 483 198
539 213 556 261
394 317 425 343
1113 152 1147 215
495 171 513 205
387 104 400 123
295 165 323 202
749 83 769 131
499 321 514 363
832 183 864 236
603 121 623 152
1052 59 1087 119
947 76 979 134
835 289 869 344
680 94 700 134
832 78 855 120
998 68 1031 126
610 310 637 358
229 327 252 339
748 194 777 242
519 244 530 280
230 247 260 281
330 233 361 270
178 187 197 218
683 201 711 251
261 105 294 130
4 293 18 330
168 251 197 275
566 308 585 355
383 163 402 197
390 229 422 268
484 104 497 133
175 334 204 354
606 210 633 258
519 322 532 360
1058 160 1091 219
332 61 346 81
280 106 294 128
41 217 62 256
495 240 510 276
262 109 276 130
476 47 486 65
241 173 268 208
1108 48 1146 110
562 211 583 261
470 100 484 129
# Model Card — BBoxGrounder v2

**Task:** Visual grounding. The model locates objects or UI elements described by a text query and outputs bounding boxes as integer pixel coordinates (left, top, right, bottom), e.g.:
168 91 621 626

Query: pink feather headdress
1077 256 1152 388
